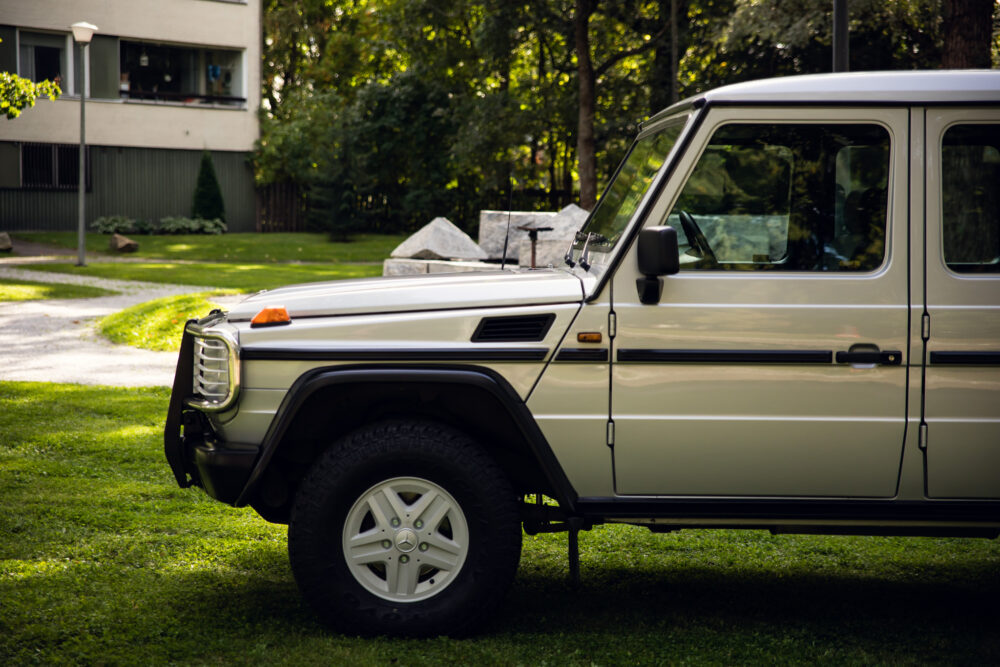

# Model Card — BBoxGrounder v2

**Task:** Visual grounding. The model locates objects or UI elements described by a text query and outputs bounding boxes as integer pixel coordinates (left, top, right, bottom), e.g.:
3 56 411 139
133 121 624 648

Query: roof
651 70 1000 123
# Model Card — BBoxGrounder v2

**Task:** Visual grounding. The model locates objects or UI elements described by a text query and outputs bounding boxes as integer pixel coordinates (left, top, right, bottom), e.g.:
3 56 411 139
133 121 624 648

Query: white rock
477 210 558 261
0 232 12 252
390 217 487 261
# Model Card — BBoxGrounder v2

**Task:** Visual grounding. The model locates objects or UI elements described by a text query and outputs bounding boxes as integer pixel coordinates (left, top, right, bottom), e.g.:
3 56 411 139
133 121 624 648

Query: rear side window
942 124 1000 273
669 123 890 272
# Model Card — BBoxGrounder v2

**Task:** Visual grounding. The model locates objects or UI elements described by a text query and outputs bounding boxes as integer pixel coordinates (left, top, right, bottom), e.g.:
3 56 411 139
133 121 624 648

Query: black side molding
241 347 549 362
555 348 609 362
617 349 833 364
929 351 1000 366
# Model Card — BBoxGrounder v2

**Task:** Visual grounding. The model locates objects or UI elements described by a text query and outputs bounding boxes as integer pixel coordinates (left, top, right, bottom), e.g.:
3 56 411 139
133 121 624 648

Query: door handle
835 343 902 366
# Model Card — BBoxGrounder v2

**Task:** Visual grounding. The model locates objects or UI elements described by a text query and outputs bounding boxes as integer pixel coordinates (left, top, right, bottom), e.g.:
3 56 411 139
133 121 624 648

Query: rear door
922 109 1000 498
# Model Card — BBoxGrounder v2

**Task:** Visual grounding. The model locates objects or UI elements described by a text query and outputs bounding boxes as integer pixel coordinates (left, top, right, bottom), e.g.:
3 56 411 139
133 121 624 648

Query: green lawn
16 232 406 264
0 278 118 301
2 382 999 664
99 291 239 351
26 261 383 293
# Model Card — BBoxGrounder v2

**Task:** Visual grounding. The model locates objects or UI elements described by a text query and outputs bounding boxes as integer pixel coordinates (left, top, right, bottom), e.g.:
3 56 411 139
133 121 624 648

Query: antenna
500 172 513 270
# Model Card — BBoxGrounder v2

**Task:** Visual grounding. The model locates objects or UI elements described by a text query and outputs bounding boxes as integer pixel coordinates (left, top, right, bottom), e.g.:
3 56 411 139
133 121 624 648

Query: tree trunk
575 0 597 211
942 0 994 69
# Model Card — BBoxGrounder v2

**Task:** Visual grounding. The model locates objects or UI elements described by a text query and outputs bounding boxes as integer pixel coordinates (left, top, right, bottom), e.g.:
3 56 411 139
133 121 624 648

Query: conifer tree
192 151 226 221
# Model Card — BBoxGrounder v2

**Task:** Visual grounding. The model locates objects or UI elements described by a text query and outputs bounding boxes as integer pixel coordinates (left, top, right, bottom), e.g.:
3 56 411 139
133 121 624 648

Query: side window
669 123 890 272
942 124 1000 273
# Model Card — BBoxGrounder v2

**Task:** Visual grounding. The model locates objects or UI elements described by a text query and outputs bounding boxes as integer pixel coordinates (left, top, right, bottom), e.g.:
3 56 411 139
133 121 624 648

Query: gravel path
0 265 243 387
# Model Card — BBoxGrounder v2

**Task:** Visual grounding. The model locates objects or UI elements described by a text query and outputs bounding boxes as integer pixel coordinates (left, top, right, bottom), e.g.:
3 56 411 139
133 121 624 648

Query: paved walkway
0 244 242 386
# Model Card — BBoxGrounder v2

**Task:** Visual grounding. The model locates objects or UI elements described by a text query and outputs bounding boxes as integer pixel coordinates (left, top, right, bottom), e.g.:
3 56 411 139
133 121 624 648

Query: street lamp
71 21 97 267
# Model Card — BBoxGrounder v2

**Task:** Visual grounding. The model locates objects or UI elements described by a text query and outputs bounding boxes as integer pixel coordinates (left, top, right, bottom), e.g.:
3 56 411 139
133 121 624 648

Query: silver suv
166 71 1000 636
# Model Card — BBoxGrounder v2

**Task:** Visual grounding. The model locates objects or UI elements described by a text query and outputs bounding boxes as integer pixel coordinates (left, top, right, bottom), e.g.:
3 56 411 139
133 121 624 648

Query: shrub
191 151 226 222
157 216 227 235
90 215 154 235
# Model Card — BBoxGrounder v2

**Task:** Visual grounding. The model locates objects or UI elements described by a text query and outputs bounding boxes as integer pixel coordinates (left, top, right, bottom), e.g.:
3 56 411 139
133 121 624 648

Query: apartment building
0 0 261 231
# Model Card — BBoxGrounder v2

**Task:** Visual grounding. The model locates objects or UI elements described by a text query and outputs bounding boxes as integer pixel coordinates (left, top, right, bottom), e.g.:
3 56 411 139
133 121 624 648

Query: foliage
191 151 226 222
0 278 116 302
17 231 405 263
90 216 226 235
90 215 155 235
98 291 237 351
27 261 383 293
255 1 998 235
158 216 228 235
0 71 60 120
3 382 1000 663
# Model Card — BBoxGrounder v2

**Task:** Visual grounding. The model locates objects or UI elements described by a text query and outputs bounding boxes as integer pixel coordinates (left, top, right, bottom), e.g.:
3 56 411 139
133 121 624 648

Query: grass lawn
99 291 239 351
26 261 383 293
3 382 999 664
15 232 406 264
0 278 118 301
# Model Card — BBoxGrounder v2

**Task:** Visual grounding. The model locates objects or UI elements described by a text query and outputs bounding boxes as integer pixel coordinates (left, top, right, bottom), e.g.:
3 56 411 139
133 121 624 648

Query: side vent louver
472 314 556 342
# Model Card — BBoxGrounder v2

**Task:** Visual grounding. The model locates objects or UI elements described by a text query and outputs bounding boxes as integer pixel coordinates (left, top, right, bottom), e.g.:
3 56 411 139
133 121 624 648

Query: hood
226 269 585 322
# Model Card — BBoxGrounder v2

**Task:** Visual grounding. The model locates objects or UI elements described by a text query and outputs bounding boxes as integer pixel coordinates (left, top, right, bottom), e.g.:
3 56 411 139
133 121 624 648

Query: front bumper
164 323 259 504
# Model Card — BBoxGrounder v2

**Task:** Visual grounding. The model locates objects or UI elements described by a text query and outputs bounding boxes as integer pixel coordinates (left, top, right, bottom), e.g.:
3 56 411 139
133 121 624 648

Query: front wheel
288 420 522 637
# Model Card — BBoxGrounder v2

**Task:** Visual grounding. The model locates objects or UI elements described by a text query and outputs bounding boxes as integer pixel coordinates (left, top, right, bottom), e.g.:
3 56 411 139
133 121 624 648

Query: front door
611 108 910 497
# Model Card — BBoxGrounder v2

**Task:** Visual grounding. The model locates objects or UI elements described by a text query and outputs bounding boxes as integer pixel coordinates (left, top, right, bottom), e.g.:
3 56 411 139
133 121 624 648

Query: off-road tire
288 419 522 637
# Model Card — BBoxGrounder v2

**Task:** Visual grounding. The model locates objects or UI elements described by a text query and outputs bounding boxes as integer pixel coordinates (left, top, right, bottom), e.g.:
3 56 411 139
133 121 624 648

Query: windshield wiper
578 232 607 272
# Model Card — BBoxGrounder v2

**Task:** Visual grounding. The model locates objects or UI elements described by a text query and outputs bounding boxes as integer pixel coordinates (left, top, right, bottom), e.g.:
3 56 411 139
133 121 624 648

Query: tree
0 71 60 120
942 0 995 68
192 151 226 222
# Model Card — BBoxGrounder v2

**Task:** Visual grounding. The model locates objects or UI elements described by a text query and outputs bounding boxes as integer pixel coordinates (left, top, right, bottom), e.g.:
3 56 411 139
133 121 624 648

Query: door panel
923 111 1000 499
610 108 910 498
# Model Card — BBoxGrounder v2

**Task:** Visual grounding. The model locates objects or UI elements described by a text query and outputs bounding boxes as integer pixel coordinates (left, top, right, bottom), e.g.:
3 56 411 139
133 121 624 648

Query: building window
18 31 68 89
21 143 90 190
119 40 244 106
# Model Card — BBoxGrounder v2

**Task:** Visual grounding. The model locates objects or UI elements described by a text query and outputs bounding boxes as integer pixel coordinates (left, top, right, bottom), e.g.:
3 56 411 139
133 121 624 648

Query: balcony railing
121 90 246 107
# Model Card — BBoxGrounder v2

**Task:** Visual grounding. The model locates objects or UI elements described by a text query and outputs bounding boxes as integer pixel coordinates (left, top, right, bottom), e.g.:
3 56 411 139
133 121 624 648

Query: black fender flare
234 364 579 511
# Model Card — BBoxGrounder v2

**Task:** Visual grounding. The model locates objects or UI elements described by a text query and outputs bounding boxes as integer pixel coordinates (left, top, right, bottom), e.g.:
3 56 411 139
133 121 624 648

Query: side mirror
635 225 679 304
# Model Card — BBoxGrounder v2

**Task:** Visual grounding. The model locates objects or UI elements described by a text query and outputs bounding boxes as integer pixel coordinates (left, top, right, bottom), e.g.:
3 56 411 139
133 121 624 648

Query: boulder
512 204 591 267
477 210 558 261
390 217 487 261
110 233 139 253
0 232 11 252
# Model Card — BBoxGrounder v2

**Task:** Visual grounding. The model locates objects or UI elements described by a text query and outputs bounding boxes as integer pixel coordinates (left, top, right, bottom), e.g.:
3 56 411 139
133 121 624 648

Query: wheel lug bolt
400 555 409 563
419 543 429 552
381 540 391 549
414 519 423 529
390 518 401 527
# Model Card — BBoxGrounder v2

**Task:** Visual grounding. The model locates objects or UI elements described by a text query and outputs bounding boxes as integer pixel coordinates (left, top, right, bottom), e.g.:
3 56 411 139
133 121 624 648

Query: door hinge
608 311 617 339
606 420 615 447
918 423 928 450
921 313 931 341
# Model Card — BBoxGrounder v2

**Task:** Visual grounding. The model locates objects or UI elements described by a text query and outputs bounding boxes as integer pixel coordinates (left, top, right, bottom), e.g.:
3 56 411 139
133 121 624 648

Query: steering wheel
678 210 718 265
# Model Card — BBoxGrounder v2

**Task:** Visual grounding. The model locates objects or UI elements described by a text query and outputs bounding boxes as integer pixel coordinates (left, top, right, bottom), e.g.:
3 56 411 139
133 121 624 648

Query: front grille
186 328 239 412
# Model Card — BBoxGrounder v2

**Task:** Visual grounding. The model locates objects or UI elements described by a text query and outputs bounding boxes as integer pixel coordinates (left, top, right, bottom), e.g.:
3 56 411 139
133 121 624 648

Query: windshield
574 117 687 256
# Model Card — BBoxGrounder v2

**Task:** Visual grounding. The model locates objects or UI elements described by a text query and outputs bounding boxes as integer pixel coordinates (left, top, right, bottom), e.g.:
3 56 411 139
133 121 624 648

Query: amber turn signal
251 306 291 327
577 332 602 343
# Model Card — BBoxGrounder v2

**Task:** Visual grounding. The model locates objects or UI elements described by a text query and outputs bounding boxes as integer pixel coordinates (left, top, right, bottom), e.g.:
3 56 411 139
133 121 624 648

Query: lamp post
71 21 97 267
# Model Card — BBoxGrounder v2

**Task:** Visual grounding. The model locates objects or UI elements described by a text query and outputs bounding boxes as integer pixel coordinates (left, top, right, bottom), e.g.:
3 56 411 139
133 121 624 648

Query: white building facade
0 0 262 231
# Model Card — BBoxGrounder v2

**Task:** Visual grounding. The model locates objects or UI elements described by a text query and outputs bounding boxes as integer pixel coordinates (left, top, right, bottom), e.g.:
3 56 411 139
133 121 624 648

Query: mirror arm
636 275 663 305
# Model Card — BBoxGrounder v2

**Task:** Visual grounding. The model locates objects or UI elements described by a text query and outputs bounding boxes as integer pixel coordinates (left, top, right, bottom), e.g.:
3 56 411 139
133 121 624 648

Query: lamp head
70 22 98 44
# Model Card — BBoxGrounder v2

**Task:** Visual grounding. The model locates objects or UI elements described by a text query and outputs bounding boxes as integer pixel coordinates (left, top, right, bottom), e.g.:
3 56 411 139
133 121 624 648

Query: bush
91 215 226 235
191 151 226 222
90 216 154 235
157 216 227 235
